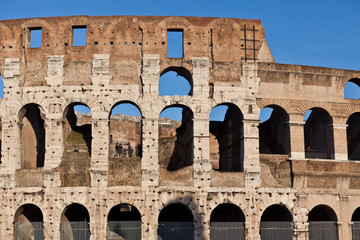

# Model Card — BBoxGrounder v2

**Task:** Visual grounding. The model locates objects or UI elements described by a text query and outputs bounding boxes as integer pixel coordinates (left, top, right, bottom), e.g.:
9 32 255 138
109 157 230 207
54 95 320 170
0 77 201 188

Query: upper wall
257 63 360 108
0 15 271 87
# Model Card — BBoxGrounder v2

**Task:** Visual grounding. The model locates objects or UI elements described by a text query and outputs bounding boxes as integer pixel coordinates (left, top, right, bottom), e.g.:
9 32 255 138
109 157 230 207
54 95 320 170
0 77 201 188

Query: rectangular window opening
29 27 42 48
73 26 87 46
167 29 183 58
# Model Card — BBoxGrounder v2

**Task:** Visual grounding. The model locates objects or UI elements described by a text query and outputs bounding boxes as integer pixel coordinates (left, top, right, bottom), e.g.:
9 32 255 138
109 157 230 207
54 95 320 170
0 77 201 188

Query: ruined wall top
0 15 272 86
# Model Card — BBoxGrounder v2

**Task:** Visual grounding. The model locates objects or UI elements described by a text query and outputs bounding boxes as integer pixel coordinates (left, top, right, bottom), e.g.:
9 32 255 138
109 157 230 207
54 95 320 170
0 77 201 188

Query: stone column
90 114 109 187
289 113 305 159
140 54 161 239
141 54 160 96
44 116 63 170
192 57 209 98
0 58 21 178
90 54 111 186
332 123 348 161
45 55 64 87
193 117 211 188
141 117 159 187
293 206 309 240
246 213 261 240
243 118 261 188
43 173 61 239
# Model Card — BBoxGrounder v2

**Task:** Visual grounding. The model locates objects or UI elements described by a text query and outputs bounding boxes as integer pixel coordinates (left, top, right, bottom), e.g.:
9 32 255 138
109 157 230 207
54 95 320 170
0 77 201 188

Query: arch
159 67 193 96
62 102 92 155
209 103 244 172
344 78 360 99
109 101 142 158
61 102 91 187
159 104 194 171
304 107 335 159
207 18 242 62
0 23 13 40
19 103 46 168
108 101 142 186
347 112 360 160
308 205 338 240
259 105 290 155
260 204 293 240
352 207 360 221
60 203 90 240
210 203 245 240
14 204 44 240
158 203 194 240
107 204 141 240
352 207 360 239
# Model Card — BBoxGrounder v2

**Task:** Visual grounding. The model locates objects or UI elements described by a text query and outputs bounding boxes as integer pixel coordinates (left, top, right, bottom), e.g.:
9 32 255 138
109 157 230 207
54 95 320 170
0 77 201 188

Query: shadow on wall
210 103 244 172
167 107 193 171
19 104 45 169
64 105 92 156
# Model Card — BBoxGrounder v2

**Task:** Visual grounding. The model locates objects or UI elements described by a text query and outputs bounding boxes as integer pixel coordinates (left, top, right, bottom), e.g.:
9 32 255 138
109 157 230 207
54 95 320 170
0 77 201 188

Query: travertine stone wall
0 15 359 240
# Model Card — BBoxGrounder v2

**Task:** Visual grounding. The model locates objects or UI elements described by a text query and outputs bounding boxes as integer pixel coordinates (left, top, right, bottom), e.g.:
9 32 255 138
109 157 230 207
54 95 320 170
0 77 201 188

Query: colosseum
0 15 359 240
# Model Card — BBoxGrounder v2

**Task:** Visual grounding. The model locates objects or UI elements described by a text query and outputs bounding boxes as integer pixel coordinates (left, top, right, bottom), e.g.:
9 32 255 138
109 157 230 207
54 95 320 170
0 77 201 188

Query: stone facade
0 15 359 239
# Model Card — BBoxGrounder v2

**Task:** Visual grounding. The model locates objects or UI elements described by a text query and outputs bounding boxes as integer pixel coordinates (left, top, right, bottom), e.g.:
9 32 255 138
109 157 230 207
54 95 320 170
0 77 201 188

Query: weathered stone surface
0 15 359 240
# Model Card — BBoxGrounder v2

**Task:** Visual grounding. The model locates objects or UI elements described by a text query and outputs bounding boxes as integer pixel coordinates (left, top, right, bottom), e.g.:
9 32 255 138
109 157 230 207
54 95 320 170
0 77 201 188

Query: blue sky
1 0 359 121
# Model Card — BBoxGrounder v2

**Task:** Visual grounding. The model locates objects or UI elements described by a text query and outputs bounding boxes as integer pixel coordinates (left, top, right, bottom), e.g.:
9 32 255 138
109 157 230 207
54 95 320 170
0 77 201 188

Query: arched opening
159 67 192 96
14 204 43 240
209 103 244 171
352 207 360 239
108 102 142 186
347 113 360 160
259 105 290 155
158 105 193 171
158 203 194 240
210 203 245 240
19 104 45 168
61 103 91 187
60 203 90 240
109 102 142 158
260 204 293 240
308 205 338 240
344 78 360 99
304 108 335 159
107 204 141 240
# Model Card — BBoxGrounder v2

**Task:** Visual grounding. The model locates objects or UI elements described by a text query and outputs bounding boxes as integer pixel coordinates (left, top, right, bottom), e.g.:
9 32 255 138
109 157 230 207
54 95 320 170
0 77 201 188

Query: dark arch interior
63 203 90 222
304 108 334 159
308 205 337 221
261 205 293 222
159 105 194 171
108 204 141 221
210 204 245 222
20 104 45 168
259 106 290 155
352 207 360 221
15 204 43 223
159 204 193 222
209 103 244 172
159 67 193 96
347 113 360 160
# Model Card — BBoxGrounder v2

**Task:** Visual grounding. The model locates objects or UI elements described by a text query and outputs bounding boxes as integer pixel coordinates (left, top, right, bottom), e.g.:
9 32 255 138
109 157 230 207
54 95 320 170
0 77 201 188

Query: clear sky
1 0 359 120
2 0 359 71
